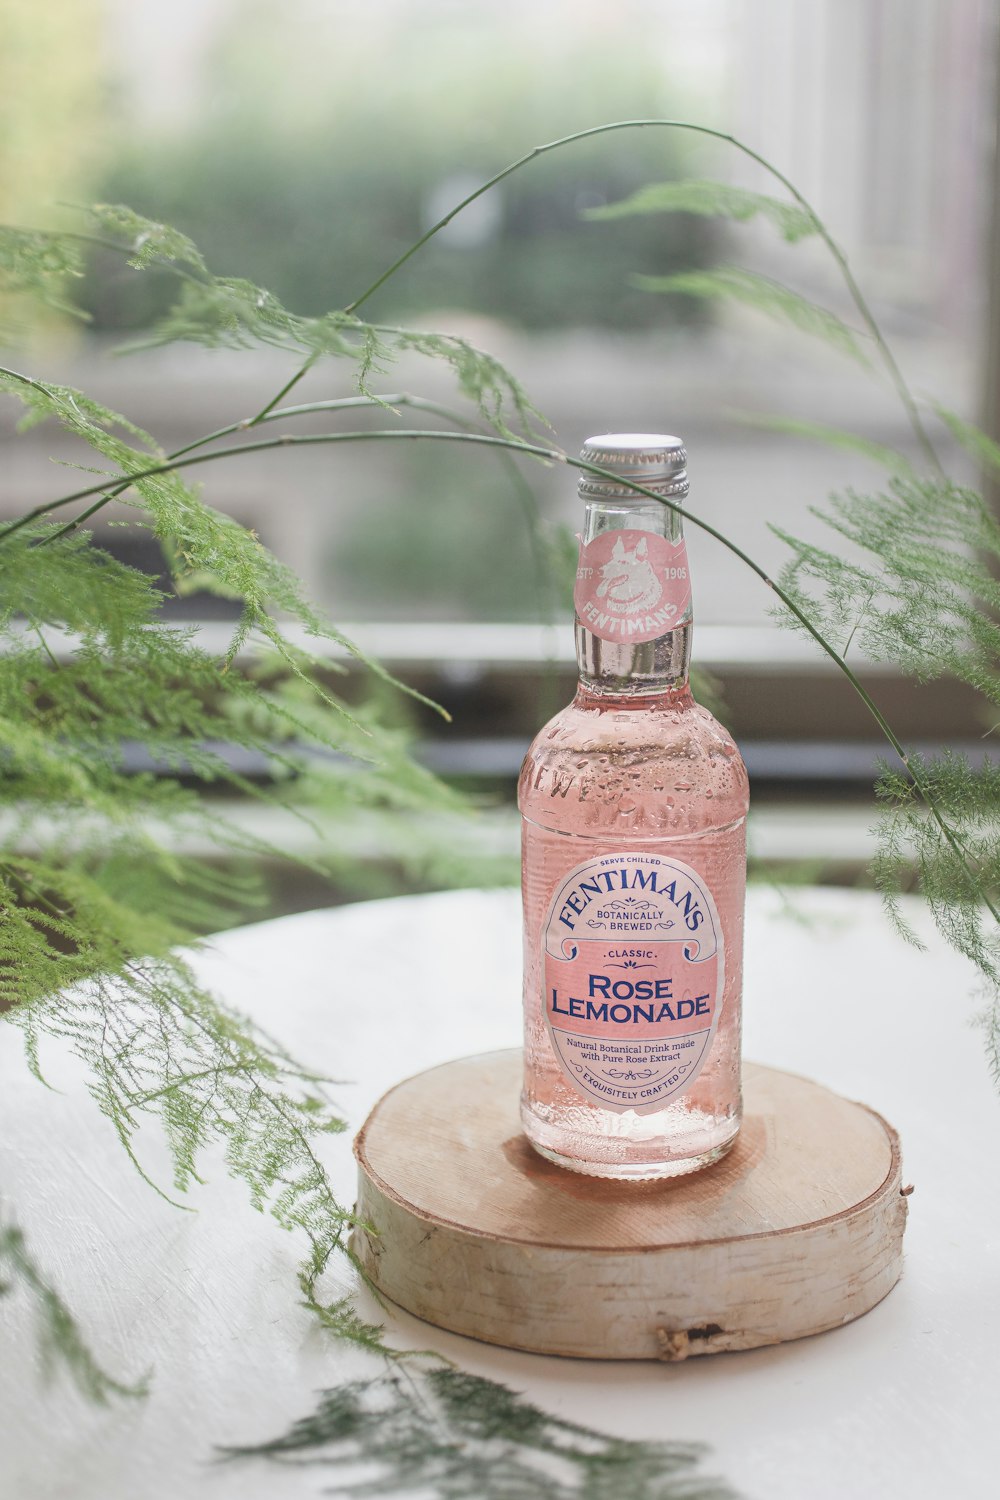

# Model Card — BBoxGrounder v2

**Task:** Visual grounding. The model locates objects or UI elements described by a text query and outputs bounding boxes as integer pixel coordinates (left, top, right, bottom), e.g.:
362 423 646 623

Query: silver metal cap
578 432 688 501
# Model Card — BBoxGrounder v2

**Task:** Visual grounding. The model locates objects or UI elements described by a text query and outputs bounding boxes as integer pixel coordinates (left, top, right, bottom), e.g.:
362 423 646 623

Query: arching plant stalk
343 118 942 473
1 419 989 940
1 127 995 1474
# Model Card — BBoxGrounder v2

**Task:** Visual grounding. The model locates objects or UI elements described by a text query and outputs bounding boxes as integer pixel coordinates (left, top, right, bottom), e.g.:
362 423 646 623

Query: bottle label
541 851 724 1114
574 529 691 644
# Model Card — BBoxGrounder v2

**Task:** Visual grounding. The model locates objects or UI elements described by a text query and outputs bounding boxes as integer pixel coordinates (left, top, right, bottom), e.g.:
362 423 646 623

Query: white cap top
578 432 688 498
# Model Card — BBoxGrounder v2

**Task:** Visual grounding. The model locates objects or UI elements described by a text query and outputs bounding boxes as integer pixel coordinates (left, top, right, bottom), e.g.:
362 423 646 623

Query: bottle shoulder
518 692 749 837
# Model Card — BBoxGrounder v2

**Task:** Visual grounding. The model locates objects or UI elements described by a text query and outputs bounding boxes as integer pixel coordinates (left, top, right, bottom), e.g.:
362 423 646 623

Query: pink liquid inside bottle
519 434 749 1178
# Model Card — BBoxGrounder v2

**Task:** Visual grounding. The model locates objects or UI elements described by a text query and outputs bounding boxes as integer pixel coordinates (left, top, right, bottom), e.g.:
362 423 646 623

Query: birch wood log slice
352 1050 908 1361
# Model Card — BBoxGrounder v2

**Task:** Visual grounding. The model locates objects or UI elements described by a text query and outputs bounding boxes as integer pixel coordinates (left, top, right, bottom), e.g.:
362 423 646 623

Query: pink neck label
574 529 691 644
542 851 723 1114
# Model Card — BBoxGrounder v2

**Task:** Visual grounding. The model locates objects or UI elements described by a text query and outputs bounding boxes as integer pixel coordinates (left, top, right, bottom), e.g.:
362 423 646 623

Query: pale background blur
1 0 997 882
2 0 995 621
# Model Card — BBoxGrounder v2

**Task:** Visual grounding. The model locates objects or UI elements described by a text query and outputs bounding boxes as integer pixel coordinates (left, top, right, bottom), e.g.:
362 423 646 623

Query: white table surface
1 884 998 1500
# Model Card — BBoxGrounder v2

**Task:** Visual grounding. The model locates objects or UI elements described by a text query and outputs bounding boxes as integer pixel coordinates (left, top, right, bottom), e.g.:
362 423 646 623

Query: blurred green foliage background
0 1 724 625
81 7 713 331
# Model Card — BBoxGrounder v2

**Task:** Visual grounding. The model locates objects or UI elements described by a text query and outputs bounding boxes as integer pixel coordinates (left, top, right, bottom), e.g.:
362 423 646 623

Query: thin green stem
129 1065 240 1109
40 495 115 546
840 578 881 660
8 123 941 470
0 389 476 543
166 391 479 462
245 354 318 426
30 623 60 672
0 135 966 908
0 430 563 523
343 118 941 473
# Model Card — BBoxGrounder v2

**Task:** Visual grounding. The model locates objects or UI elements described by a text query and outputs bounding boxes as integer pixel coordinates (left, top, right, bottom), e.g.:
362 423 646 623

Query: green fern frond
633 267 871 365
2 220 542 443
0 154 988 1494
734 413 915 475
5 942 352 1218
106 254 541 438
772 475 1000 698
296 1291 392 1355
873 753 1000 984
931 403 1000 477
0 366 162 450
124 276 318 354
0 376 449 720
0 492 490 1291
87 204 208 274
0 230 89 335
585 177 820 244
373 325 547 440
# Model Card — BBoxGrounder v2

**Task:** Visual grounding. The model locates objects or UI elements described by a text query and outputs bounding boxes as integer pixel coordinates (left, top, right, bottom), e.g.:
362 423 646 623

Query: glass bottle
518 433 749 1179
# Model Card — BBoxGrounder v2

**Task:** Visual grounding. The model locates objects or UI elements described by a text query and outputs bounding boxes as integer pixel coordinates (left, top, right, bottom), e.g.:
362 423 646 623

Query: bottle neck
574 497 693 697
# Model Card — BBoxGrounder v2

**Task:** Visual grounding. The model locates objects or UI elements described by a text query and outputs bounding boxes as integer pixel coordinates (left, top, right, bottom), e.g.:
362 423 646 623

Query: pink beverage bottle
519 434 749 1179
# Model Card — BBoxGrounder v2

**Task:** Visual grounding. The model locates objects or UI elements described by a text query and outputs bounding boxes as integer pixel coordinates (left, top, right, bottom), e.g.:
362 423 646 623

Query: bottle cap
578 432 688 501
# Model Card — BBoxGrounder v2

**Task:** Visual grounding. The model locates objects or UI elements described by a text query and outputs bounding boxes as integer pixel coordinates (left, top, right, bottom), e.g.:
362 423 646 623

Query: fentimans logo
595 535 663 615
574 528 691 646
554 861 705 935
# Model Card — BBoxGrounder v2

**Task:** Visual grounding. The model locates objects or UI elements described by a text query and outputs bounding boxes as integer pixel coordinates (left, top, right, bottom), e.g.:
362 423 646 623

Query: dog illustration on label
595 535 663 614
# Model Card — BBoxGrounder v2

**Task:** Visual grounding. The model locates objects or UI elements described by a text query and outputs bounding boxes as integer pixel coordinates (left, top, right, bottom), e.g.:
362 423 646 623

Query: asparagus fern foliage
0 118 997 1496
593 155 1000 1077
0 205 533 1428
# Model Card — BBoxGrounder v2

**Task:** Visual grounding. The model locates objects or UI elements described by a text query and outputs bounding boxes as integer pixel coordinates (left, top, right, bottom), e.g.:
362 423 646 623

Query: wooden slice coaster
352 1051 908 1361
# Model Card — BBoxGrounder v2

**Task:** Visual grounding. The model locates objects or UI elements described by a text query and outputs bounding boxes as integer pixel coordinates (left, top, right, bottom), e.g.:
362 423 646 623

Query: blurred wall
730 0 995 338
0 0 106 223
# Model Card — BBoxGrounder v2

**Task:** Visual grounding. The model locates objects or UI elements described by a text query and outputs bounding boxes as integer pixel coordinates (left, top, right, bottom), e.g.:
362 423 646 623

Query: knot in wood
655 1328 691 1362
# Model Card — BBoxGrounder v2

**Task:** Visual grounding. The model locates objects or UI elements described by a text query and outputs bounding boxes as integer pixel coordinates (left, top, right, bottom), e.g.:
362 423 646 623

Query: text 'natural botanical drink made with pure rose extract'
519 434 749 1179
